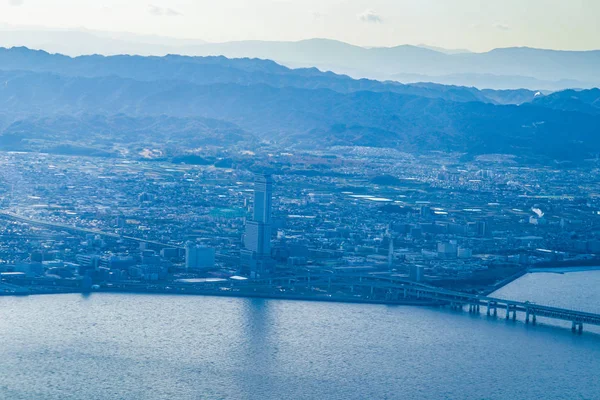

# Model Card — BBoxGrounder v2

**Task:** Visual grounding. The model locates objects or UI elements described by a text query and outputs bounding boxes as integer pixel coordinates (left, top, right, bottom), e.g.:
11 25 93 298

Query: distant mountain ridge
416 45 472 55
190 40 600 90
0 26 207 58
0 47 538 105
1 29 599 90
0 47 599 162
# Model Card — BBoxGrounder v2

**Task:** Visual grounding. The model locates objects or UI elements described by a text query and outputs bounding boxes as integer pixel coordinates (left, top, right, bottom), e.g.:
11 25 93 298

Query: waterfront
1 271 599 400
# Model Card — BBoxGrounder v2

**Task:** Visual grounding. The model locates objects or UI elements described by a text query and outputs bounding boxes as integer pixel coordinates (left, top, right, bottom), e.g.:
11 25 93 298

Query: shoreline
0 286 442 307
528 266 600 274
7 266 599 303
482 269 528 296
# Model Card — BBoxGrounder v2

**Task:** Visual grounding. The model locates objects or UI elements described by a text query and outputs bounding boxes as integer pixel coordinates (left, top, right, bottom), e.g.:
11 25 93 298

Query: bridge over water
3 271 598 333
237 274 600 334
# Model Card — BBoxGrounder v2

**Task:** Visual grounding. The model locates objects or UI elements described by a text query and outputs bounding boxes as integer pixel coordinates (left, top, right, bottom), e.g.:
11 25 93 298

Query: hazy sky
1 0 599 51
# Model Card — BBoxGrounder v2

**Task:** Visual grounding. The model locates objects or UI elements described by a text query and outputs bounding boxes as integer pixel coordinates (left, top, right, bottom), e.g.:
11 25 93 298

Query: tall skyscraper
241 174 275 278
252 174 273 225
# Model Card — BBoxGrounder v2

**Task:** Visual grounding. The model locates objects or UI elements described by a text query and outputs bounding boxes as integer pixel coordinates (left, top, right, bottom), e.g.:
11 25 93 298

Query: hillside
0 114 253 157
530 88 600 115
0 47 535 105
0 48 599 162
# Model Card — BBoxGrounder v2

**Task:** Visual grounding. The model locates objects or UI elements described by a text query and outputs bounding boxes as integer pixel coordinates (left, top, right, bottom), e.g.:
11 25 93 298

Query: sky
1 0 600 51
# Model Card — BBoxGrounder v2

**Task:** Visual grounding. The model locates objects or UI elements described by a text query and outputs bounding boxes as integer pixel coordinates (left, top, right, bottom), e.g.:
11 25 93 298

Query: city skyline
1 3 599 398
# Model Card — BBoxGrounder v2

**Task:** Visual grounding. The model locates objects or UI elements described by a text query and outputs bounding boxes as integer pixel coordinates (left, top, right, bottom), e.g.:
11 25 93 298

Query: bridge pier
504 305 517 321
572 322 584 334
315 276 600 334
487 302 498 317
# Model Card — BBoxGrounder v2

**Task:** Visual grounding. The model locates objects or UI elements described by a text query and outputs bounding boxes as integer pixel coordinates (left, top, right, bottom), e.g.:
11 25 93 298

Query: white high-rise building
185 242 215 270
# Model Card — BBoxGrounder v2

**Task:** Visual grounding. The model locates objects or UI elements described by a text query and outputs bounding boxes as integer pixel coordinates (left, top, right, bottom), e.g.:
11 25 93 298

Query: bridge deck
239 274 600 327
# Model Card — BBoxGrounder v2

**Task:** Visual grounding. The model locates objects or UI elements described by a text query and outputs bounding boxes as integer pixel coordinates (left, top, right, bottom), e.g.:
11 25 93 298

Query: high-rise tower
241 174 275 278
252 174 272 224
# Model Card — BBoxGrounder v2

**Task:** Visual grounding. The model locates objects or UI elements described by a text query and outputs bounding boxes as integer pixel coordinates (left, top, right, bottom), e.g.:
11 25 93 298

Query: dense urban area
1 145 599 301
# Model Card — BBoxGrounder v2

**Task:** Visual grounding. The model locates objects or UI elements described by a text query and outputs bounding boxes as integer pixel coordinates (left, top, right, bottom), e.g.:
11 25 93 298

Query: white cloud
358 9 382 24
493 22 510 31
8 0 24 6
148 4 182 17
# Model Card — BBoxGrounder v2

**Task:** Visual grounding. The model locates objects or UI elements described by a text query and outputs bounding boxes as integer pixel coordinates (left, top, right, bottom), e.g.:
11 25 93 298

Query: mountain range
189 39 600 91
1 28 600 90
0 47 539 106
0 47 599 162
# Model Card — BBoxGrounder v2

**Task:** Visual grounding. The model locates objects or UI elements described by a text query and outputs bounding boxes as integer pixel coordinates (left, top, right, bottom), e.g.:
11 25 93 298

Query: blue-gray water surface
1 271 600 400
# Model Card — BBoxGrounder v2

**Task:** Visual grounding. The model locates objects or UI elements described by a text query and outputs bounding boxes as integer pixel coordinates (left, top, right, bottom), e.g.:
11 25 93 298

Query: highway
242 274 600 333
0 210 178 249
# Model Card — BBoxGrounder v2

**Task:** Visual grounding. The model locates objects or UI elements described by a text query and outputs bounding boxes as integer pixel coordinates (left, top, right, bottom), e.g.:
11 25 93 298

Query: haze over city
1 1 600 399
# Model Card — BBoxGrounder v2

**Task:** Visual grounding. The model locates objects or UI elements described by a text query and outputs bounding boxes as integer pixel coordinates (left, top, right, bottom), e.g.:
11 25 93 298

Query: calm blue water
492 269 600 335
1 271 599 400
493 268 600 312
